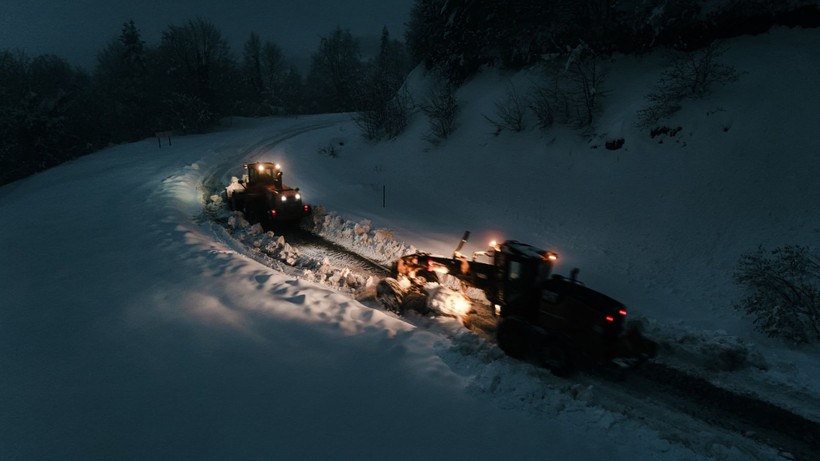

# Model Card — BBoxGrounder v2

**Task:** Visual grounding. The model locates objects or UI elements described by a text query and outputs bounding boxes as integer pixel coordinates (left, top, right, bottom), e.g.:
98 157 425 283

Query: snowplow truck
377 231 657 376
226 162 312 227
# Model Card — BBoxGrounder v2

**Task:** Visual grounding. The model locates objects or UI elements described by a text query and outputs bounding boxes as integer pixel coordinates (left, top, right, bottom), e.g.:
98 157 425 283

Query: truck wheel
242 203 258 223
496 317 529 359
414 269 439 284
376 278 405 314
538 335 573 377
403 288 430 315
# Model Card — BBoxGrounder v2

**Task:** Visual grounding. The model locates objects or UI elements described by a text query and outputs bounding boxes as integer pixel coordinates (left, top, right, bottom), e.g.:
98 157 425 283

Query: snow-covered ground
2 27 819 460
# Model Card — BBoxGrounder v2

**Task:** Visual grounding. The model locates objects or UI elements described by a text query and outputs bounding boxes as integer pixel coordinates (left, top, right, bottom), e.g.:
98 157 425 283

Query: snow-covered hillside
2 27 818 460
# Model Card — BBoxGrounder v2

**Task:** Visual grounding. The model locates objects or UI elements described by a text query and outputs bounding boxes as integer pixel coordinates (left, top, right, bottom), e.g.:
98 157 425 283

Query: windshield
249 165 280 183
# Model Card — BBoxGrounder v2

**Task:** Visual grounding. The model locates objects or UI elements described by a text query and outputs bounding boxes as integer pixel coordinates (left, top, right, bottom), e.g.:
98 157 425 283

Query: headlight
295 193 301 200
281 196 287 202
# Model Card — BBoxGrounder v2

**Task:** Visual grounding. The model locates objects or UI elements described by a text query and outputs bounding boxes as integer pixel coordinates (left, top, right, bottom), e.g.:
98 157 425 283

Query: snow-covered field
2 27 819 460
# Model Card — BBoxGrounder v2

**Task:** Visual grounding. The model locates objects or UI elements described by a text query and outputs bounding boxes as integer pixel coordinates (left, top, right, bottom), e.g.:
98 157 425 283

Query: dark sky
0 0 414 70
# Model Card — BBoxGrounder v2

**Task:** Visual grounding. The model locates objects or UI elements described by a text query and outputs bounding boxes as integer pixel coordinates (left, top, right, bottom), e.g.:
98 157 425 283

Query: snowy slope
268 26 820 417
2 27 818 460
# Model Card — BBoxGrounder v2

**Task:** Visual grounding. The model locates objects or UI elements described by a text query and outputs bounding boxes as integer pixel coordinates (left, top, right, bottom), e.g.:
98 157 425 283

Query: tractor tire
243 203 260 224
402 287 430 315
376 278 405 314
537 334 574 377
496 316 529 359
414 269 439 284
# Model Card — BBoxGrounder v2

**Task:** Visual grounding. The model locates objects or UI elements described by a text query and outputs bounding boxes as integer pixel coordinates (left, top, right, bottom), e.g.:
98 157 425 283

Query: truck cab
227 162 312 227
487 240 630 367
247 162 283 188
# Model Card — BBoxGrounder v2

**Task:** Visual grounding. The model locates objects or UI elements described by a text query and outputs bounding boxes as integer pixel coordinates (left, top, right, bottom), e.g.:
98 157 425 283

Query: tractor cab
490 241 557 316
381 231 657 374
246 162 283 188
228 161 311 227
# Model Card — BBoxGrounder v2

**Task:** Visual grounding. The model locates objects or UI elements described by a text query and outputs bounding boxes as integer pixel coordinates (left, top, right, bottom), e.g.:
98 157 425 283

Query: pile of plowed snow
206 195 377 292
306 206 417 265
206 193 472 320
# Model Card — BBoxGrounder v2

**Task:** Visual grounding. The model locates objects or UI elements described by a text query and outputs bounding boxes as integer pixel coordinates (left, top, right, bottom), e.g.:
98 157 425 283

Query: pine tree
119 20 150 138
405 0 448 68
355 27 413 140
282 65 305 114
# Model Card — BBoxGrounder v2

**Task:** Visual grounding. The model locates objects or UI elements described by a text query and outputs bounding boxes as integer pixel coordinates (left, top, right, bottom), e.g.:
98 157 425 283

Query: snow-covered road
3 80 820 460
0 117 680 460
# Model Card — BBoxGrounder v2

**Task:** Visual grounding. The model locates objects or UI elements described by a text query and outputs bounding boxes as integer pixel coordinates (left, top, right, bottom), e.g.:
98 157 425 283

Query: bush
354 88 414 141
733 245 820 343
163 92 216 134
638 42 739 127
528 83 555 130
529 43 606 130
484 81 527 133
421 77 458 143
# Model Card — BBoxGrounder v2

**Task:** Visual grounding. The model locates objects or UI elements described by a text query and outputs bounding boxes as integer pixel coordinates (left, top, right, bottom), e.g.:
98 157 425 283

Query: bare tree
638 42 739 127
159 18 236 127
484 81 527 133
734 245 820 343
529 42 606 130
242 33 288 115
354 88 414 140
565 42 606 127
306 27 364 113
421 76 459 143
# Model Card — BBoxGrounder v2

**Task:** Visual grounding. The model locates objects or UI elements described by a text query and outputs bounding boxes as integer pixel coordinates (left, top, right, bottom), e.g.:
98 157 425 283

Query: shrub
528 82 556 130
638 42 739 127
354 88 414 141
733 245 820 343
484 81 527 133
529 43 606 130
421 77 458 143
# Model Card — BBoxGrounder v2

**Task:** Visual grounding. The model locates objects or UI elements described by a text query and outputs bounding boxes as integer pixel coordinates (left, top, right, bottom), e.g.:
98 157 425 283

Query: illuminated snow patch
425 284 471 319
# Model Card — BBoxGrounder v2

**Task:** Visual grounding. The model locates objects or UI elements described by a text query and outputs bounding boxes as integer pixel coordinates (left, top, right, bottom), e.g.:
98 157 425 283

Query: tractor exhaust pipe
453 231 470 256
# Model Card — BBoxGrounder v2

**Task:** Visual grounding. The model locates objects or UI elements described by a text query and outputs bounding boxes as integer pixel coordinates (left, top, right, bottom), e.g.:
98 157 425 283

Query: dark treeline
0 19 411 185
4 2 819 185
405 0 820 83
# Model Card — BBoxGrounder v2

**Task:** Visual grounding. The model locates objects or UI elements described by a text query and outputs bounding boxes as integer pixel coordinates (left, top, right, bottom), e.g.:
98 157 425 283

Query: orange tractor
377 232 657 375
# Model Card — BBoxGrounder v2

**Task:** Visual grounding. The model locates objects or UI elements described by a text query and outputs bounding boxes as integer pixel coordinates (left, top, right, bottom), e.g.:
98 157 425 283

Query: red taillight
618 309 627 316
605 315 614 322
303 205 310 212
269 209 276 215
